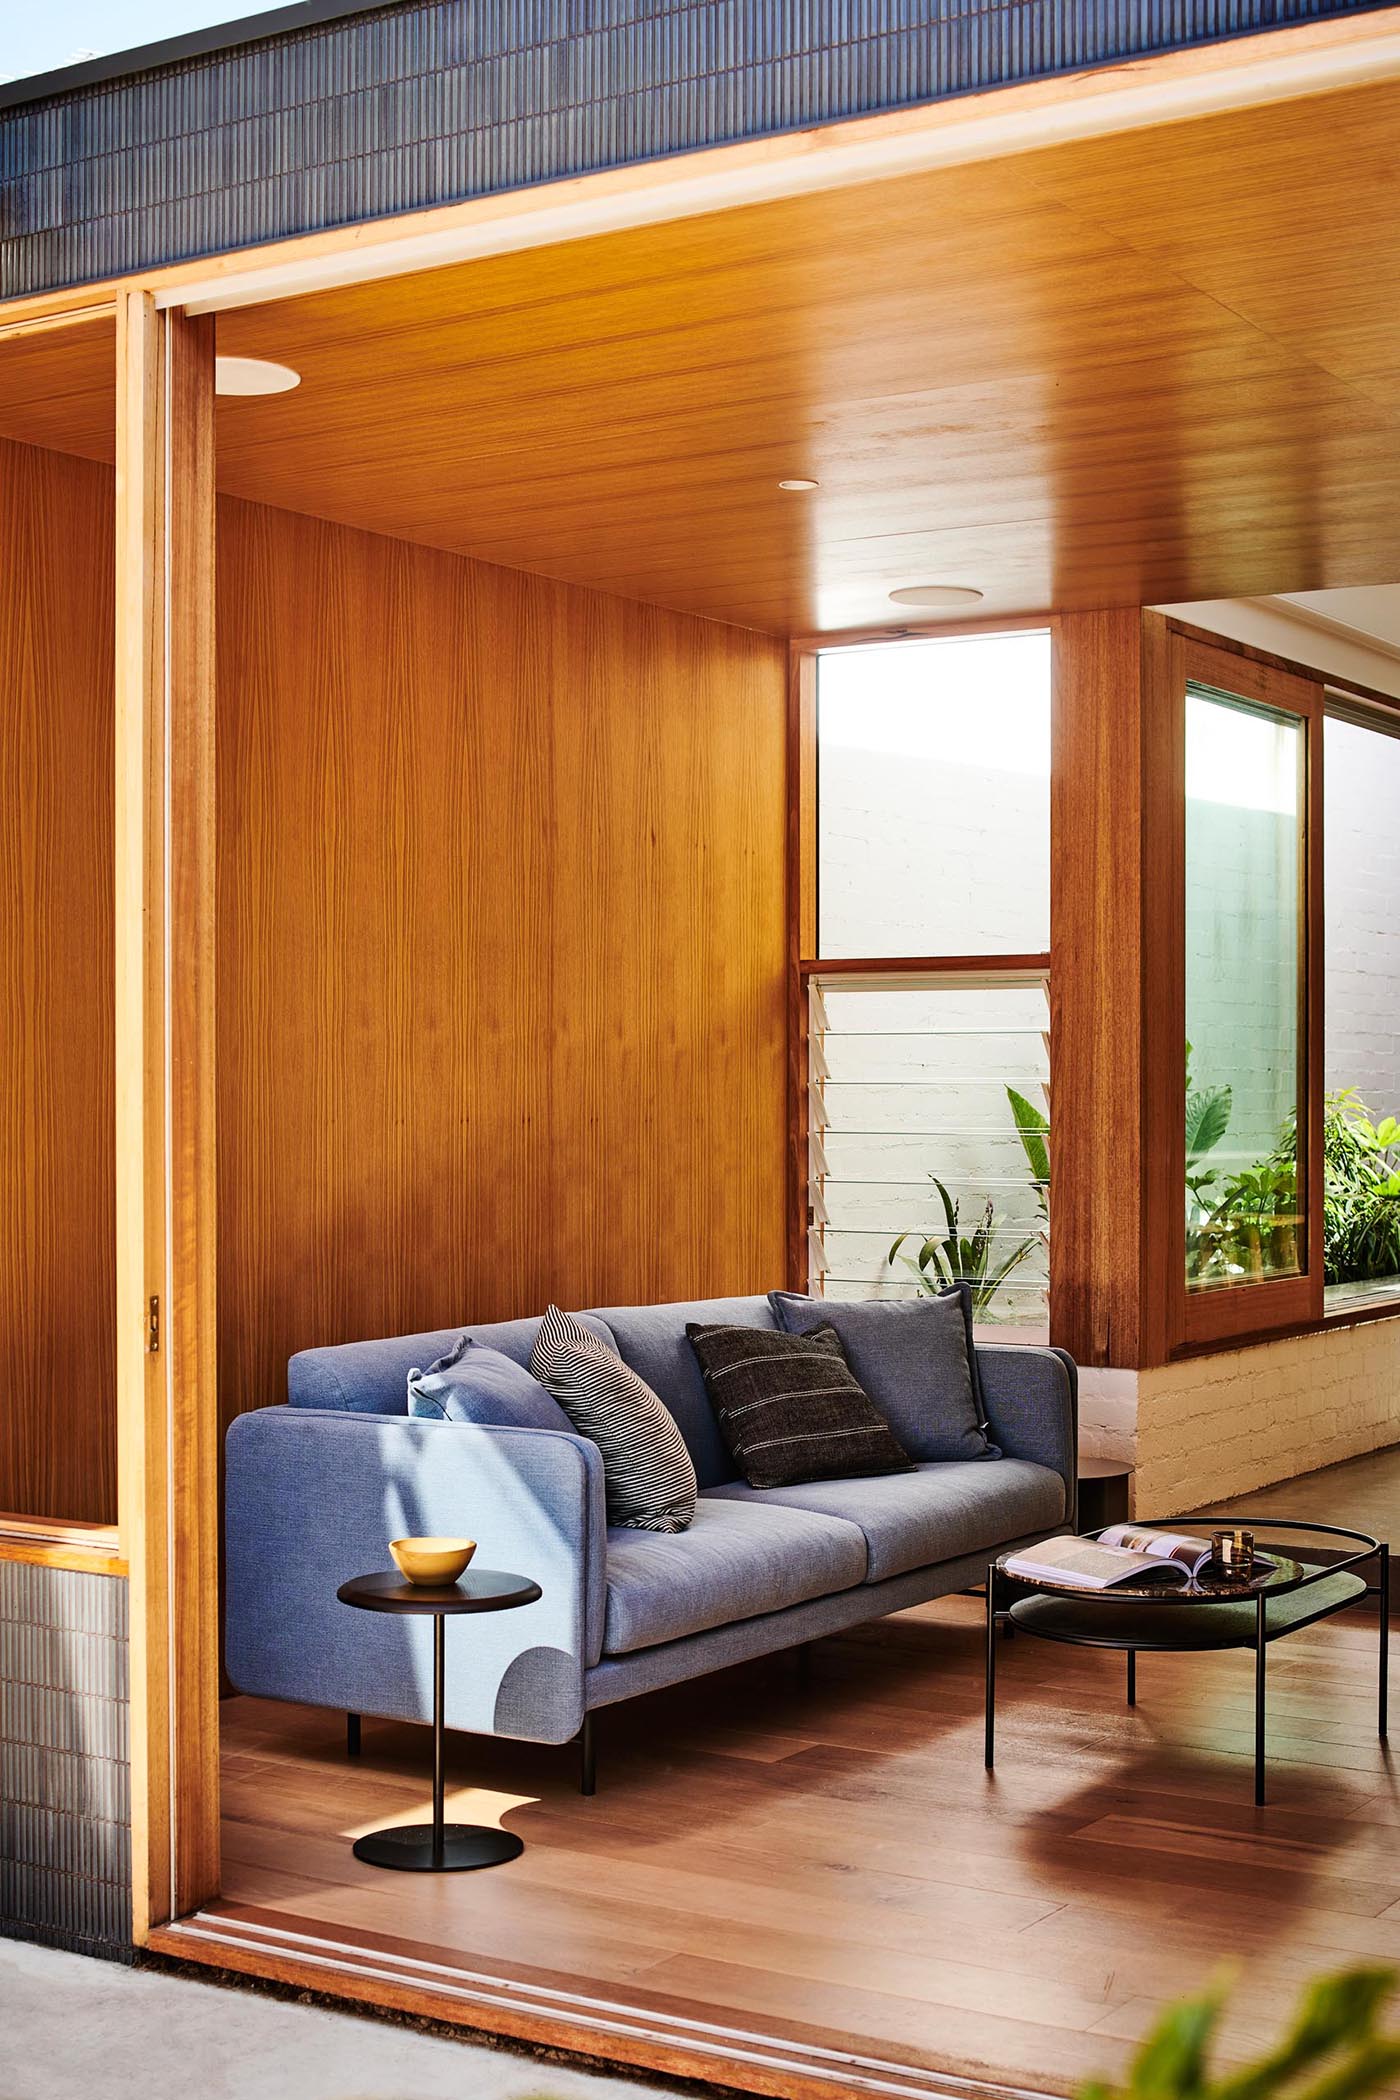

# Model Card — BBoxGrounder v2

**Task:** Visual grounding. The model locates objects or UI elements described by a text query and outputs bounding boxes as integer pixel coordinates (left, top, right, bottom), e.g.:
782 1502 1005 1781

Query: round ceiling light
888 584 985 609
215 356 301 397
778 477 820 491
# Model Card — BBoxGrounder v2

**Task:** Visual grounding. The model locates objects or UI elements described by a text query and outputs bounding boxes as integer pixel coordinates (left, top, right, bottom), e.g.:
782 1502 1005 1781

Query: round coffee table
984 1519 1388 1804
337 1567 541 1871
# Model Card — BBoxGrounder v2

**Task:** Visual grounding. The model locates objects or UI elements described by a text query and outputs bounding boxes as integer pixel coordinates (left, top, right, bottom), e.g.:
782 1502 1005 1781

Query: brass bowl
389 1536 477 1586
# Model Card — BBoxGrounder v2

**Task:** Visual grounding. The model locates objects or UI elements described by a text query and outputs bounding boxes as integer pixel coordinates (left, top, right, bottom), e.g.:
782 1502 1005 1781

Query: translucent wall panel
1183 685 1304 1291
817 633 1051 959
810 976 1049 1331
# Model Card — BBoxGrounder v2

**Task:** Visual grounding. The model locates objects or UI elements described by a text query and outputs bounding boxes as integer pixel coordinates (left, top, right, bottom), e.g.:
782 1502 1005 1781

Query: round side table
337 1567 541 1872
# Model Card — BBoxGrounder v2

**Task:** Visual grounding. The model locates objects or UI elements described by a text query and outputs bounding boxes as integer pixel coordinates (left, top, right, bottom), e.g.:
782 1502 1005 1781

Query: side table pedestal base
352 1822 524 1872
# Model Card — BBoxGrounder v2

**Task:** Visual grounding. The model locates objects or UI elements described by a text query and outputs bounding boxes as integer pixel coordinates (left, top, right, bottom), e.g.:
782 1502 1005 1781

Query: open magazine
1004 1524 1229 1592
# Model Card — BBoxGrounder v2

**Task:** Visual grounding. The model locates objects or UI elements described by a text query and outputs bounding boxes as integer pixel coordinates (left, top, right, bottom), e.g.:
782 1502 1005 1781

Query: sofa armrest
975 1346 1078 1527
224 1407 607 1744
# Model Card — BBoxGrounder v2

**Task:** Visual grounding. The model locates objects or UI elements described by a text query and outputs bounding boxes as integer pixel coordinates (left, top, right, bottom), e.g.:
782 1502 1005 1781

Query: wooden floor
217 1582 1400 2098
1201 1444 1400 1579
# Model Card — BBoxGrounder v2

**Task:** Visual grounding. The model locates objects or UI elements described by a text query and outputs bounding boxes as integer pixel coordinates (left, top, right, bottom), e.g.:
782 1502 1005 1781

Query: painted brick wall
1081 1314 1400 1512
1326 715 1400 1117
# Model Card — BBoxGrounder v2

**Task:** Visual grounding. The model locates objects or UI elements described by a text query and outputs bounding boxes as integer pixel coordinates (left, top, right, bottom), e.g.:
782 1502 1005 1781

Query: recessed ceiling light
215 356 301 398
778 477 819 491
888 584 985 609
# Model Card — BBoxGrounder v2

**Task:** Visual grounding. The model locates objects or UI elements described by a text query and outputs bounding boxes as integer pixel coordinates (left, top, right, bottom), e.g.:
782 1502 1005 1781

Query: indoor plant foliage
1313 1089 1400 1286
1080 1965 1400 2100
886 1085 1048 1317
887 1176 1039 1317
1184 1070 1400 1290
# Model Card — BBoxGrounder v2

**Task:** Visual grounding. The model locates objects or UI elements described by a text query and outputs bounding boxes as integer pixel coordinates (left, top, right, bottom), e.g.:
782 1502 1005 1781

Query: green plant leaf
1007 1086 1051 1185
1126 1985 1222 2098
1214 1968 1397 2100
1187 1084 1232 1165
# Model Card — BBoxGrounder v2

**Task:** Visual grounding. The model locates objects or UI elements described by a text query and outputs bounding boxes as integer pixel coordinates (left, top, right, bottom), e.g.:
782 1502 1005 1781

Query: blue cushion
768 1288 997 1462
706 1458 1065 1583
288 1312 617 1414
588 1296 776 1487
408 1337 572 1432
602 1494 867 1655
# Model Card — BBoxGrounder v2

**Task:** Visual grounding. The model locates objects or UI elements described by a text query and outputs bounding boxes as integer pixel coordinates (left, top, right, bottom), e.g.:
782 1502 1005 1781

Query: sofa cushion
686 1321 914 1489
706 1458 1065 1583
532 1306 698 1533
602 1496 868 1655
768 1288 998 1462
587 1296 776 1487
407 1336 573 1432
288 1311 617 1413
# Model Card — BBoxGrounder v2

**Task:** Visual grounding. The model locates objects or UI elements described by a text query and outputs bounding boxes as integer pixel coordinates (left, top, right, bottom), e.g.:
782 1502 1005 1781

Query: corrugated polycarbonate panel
0 0 1390 297
0 1562 132 1958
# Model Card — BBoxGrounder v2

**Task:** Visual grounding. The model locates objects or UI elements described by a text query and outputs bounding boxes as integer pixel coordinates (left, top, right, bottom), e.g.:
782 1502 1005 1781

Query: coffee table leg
1255 1590 1267 1806
1381 1543 1390 1741
985 1565 997 1769
1127 1650 1136 1708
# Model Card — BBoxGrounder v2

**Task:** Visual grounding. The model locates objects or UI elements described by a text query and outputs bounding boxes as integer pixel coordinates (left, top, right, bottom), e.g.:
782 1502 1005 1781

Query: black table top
337 1569 542 1615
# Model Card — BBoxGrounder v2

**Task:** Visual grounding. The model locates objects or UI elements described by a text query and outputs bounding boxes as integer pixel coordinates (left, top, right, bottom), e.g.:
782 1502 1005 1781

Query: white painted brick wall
1325 716 1400 1112
1093 1314 1400 1512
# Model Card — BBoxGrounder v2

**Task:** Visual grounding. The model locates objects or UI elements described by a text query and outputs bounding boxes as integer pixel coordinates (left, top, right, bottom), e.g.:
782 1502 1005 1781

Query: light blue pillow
408 1335 573 1433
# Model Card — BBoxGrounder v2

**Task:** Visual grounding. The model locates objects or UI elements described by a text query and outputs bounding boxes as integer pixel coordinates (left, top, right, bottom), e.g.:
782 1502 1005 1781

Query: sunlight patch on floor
345 1784 537 1839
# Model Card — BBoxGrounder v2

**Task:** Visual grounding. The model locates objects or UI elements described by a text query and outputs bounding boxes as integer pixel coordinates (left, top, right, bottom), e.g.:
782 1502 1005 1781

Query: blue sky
2 3 257 81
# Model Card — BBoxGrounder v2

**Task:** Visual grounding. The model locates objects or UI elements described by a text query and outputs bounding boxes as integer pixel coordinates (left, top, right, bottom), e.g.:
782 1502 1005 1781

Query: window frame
787 621 1053 1303
793 616 1400 1362
1317 686 1400 1321
1146 624 1326 1355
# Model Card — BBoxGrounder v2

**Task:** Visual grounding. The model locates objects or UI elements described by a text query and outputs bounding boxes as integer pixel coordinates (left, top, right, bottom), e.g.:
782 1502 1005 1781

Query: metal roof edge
0 0 392 114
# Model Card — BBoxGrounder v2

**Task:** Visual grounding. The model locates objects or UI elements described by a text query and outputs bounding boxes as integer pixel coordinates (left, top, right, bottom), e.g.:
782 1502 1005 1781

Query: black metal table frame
984 1517 1389 1805
337 1568 542 1872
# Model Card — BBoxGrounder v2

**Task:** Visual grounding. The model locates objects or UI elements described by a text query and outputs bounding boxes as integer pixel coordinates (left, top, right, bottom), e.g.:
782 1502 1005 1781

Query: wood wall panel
1049 608 1150 1369
216 499 788 1426
0 439 115 1521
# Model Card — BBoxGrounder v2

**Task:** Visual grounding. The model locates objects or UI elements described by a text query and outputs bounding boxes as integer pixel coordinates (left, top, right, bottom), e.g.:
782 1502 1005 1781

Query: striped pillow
530 1306 697 1533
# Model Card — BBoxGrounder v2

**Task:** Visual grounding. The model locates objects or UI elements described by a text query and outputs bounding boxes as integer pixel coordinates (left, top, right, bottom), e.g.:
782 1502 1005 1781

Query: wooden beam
114 290 220 1940
1049 610 1153 1367
786 649 817 1291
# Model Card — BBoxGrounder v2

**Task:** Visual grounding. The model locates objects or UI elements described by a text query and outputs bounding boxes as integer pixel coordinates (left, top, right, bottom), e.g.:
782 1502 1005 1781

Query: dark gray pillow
767 1288 998 1463
407 1335 573 1432
686 1321 913 1489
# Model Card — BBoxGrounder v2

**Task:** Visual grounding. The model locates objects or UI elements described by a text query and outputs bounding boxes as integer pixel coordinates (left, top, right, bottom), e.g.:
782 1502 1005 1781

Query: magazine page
1003 1535 1190 1591
1099 1523 1213 1574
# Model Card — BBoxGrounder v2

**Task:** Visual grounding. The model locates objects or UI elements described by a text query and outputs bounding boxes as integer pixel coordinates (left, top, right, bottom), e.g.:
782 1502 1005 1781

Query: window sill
1159 1290 1400 1364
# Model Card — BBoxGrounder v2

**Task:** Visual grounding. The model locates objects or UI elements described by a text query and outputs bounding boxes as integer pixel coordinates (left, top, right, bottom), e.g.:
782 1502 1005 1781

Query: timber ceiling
5 75 1400 635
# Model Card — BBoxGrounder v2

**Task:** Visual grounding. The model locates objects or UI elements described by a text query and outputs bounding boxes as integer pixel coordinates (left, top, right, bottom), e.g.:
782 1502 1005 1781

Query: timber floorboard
217 1593 1400 2095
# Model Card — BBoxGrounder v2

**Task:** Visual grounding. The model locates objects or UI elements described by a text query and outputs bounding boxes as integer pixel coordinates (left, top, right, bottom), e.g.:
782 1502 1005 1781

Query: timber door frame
114 290 221 1938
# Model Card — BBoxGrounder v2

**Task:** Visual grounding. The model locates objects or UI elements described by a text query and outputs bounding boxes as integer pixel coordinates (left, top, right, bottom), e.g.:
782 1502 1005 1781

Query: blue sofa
224 1295 1076 1787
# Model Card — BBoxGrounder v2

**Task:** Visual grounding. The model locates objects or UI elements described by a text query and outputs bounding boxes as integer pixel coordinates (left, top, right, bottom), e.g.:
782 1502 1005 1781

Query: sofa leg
796 1641 814 1686
346 1711 361 1757
579 1713 596 1797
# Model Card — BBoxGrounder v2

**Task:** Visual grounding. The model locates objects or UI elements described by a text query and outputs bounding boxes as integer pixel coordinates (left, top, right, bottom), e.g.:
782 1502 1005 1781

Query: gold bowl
389 1536 477 1586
